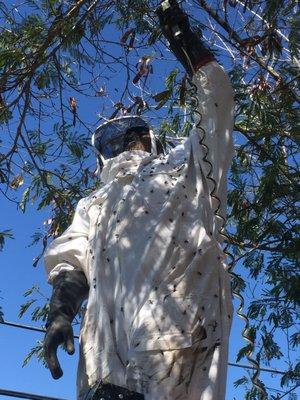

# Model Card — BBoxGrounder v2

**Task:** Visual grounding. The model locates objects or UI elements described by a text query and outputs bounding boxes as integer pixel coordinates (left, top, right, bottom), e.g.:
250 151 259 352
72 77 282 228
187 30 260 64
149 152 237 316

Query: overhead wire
0 388 67 400
1 320 79 339
0 319 288 376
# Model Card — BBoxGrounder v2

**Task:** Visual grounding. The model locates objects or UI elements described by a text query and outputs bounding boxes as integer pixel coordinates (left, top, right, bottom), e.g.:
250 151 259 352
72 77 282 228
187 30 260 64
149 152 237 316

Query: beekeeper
43 1 235 399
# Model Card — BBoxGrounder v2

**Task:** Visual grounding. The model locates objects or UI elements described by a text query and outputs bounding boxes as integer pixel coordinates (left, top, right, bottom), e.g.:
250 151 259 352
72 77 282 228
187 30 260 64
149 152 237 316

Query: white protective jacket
44 61 235 400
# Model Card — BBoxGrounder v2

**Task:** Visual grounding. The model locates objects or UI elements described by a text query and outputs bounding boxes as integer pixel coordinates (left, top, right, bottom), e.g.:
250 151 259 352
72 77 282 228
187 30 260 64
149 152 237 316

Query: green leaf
0 230 13 251
19 188 30 213
165 69 178 90
0 104 12 124
152 90 172 103
23 285 39 298
22 341 45 368
153 90 172 110
233 376 248 388
68 141 84 159
236 344 252 362
248 302 266 320
19 299 37 319
37 190 54 210
290 332 300 348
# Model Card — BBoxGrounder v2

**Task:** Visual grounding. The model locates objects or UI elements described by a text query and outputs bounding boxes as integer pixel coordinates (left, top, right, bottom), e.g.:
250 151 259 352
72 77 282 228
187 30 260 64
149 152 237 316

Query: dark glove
156 0 215 75
44 270 89 379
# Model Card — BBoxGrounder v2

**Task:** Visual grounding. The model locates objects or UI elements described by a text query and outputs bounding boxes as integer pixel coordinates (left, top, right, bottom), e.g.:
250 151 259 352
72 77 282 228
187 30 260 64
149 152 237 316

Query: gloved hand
156 0 215 75
156 0 190 41
43 270 89 379
44 315 75 379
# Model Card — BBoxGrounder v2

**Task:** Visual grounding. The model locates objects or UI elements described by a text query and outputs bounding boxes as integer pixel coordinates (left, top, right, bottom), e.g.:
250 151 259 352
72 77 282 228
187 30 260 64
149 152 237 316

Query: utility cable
0 319 290 376
0 388 67 400
1 320 79 339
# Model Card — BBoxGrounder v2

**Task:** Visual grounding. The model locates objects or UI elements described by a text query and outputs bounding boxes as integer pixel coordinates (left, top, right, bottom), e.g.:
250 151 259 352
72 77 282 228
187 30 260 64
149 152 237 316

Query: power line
0 320 291 376
1 320 79 339
0 388 67 400
227 362 285 376
1 320 45 334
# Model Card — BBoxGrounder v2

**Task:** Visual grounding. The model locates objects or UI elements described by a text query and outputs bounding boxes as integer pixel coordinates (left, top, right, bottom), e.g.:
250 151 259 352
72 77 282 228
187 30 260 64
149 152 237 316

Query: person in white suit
43 1 235 399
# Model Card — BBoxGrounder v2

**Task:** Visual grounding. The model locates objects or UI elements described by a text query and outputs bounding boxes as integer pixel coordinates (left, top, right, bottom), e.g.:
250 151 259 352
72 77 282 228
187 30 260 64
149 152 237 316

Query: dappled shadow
78 148 232 399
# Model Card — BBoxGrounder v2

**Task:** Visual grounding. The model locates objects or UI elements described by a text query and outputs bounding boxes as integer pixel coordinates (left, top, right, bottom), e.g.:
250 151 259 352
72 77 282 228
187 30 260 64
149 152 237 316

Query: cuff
193 54 216 73
48 263 77 284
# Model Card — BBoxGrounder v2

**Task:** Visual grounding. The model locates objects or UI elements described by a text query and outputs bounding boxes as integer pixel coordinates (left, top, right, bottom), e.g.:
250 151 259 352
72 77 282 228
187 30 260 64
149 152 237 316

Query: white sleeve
190 61 235 221
44 198 90 284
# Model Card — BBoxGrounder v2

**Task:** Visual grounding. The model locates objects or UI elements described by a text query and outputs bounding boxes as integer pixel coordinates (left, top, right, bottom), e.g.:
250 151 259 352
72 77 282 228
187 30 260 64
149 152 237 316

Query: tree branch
198 0 282 81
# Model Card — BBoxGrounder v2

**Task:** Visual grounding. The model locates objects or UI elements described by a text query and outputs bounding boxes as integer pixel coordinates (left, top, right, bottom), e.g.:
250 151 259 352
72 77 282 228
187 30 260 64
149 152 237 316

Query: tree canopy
0 0 299 398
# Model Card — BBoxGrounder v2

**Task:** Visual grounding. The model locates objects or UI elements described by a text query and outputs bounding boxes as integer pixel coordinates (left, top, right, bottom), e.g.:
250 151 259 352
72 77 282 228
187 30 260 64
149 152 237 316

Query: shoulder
135 144 189 180
75 184 109 213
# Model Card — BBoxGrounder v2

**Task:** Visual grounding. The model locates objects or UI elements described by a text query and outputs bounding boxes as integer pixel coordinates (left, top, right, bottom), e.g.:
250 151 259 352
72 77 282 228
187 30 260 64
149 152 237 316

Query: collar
100 150 157 184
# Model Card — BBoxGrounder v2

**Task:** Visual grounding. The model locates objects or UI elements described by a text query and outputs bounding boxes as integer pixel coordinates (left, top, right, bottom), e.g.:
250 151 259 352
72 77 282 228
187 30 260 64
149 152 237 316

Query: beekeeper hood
92 116 158 174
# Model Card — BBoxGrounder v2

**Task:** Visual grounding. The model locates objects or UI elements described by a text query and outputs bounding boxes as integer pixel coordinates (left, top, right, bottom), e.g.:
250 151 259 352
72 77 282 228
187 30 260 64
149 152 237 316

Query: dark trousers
85 381 144 400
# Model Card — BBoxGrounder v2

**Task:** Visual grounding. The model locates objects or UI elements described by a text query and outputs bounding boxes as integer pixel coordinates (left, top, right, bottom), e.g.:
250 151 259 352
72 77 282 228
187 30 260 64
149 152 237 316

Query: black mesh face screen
123 126 150 150
94 117 150 159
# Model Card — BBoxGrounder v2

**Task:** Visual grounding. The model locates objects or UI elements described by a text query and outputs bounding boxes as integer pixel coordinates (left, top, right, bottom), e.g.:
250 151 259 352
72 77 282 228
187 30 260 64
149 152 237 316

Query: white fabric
44 61 234 400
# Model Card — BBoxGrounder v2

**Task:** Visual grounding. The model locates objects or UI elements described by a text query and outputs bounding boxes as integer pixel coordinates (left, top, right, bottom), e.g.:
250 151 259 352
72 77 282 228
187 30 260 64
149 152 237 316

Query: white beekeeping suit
44 61 234 400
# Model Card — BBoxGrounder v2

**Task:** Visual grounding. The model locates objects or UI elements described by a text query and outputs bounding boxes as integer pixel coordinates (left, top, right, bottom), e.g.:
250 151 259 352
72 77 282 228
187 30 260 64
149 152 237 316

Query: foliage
0 229 13 251
0 0 299 398
22 341 46 368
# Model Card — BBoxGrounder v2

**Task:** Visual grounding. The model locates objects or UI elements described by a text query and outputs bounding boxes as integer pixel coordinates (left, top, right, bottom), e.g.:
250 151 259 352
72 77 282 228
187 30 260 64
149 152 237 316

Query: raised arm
157 0 234 235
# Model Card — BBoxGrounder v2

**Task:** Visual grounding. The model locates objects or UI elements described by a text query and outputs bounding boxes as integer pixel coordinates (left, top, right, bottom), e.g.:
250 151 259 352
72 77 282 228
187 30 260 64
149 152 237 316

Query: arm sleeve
190 61 235 224
44 198 90 284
